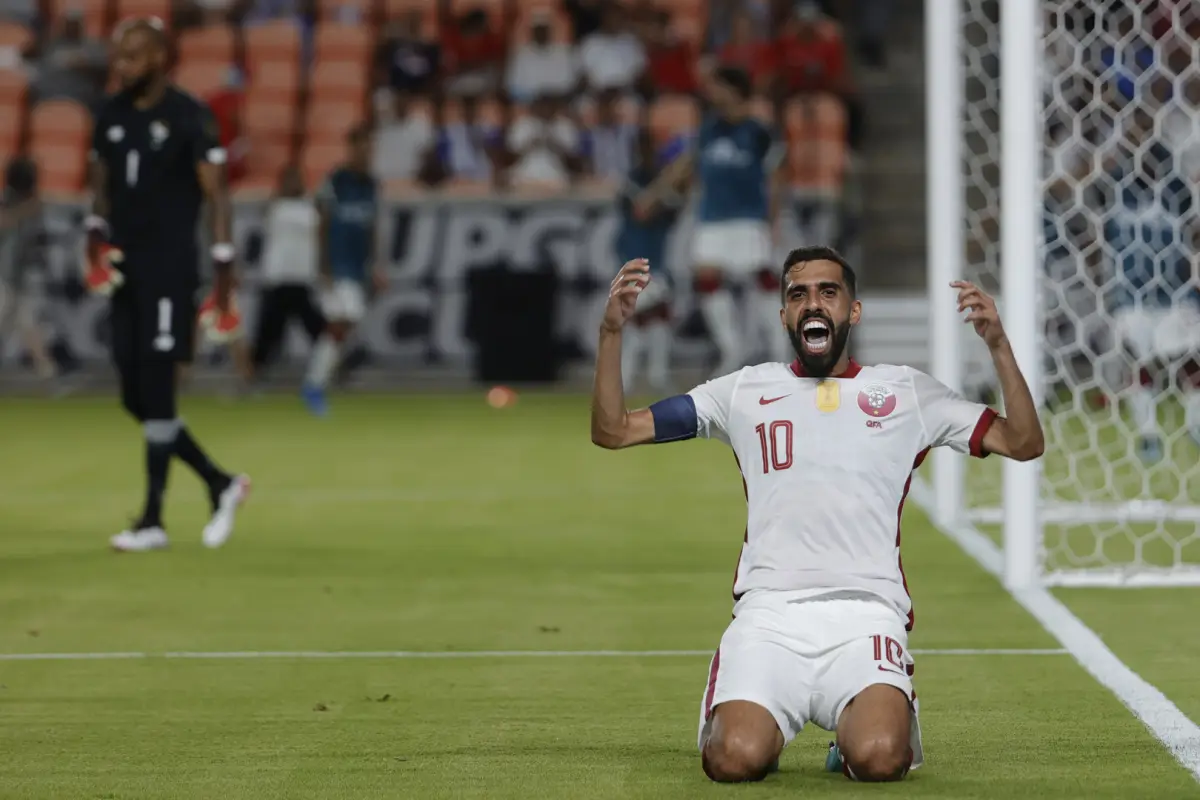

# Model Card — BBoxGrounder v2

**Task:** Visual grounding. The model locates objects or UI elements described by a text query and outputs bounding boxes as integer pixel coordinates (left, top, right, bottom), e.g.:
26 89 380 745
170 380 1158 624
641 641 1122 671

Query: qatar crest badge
857 384 898 418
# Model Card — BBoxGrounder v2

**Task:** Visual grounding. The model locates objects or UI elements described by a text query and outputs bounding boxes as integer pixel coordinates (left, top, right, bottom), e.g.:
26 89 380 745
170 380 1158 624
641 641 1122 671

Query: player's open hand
602 259 650 333
952 280 1007 349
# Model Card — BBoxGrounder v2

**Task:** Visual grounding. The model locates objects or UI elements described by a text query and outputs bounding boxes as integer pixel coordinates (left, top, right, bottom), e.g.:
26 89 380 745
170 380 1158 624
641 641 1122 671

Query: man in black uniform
86 18 249 552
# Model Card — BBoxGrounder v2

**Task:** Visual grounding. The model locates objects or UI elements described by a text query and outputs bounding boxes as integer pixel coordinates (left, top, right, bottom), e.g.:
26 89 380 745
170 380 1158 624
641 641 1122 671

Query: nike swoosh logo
759 395 790 405
877 666 906 676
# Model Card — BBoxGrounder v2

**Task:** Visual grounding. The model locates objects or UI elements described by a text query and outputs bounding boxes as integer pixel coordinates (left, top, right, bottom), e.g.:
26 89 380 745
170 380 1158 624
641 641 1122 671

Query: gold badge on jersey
816 380 840 413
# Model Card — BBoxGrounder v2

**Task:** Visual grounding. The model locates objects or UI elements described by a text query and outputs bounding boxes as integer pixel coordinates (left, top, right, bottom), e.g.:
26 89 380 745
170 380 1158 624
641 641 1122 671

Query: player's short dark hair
712 65 752 100
780 246 858 300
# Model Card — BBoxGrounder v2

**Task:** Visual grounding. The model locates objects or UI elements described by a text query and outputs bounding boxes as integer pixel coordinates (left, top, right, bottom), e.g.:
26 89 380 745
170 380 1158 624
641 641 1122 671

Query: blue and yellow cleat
825 742 843 773
301 383 329 417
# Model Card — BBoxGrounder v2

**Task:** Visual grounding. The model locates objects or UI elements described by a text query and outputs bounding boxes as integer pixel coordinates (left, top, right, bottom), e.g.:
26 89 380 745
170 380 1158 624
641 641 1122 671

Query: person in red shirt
772 1 862 150
717 8 774 95
641 9 697 96
205 67 247 184
441 7 506 96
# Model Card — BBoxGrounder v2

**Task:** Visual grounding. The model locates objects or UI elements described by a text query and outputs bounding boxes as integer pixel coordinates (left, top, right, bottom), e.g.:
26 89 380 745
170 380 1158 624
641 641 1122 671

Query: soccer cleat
301 383 329 417
110 527 169 552
1137 435 1164 465
202 474 251 549
198 293 243 343
825 742 843 773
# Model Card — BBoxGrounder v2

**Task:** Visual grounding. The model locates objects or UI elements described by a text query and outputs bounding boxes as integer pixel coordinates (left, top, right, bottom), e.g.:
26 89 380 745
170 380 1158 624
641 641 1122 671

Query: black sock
175 426 230 495
138 440 173 530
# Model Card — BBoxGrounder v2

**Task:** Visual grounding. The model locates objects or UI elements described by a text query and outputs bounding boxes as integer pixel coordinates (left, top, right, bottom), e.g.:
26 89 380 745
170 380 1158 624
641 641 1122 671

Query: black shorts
109 280 198 365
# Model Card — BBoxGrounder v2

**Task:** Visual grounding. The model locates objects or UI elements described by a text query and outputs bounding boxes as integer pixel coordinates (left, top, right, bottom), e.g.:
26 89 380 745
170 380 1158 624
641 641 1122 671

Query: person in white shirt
436 93 502 184
506 11 580 103
506 94 581 188
578 4 646 93
249 165 325 378
370 89 436 185
591 246 1044 783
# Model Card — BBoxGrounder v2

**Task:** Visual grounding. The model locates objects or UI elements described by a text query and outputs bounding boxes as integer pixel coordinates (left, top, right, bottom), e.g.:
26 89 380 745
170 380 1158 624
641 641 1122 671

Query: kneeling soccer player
590 246 1044 782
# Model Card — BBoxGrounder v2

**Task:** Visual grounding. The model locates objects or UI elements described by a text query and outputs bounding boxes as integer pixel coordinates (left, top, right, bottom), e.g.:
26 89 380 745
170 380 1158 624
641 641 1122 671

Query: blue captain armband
649 394 698 443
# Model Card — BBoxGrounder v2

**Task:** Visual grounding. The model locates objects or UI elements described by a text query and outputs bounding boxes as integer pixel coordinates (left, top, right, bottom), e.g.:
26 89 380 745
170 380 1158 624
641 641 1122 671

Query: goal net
952 0 1200 585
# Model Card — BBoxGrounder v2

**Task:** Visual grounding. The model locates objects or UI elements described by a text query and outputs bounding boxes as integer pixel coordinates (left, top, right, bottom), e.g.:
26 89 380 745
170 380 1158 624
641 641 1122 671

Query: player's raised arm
952 280 1045 461
592 259 657 448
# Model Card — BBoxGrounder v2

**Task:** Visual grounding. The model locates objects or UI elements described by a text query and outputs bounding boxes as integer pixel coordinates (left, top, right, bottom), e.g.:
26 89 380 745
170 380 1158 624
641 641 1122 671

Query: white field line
0 648 1068 662
909 477 1200 783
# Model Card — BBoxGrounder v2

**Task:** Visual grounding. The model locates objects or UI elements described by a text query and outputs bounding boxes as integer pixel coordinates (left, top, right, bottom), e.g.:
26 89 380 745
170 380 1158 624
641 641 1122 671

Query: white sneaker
202 474 251 549
110 527 169 552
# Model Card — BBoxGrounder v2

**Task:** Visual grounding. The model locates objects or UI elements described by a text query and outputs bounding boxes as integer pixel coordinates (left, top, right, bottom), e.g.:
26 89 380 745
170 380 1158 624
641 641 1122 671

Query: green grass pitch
0 394 1197 799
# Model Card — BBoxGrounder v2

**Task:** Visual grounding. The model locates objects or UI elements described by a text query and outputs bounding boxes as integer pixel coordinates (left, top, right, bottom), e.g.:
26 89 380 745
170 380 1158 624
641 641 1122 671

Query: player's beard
787 313 852 378
122 71 157 99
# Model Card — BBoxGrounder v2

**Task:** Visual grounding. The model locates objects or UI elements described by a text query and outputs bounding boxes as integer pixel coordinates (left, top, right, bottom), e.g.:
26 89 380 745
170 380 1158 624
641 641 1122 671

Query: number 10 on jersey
755 421 793 473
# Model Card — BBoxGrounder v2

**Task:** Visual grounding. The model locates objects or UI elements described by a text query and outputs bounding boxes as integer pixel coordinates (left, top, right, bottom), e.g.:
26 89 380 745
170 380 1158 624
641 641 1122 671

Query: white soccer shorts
1113 305 1200 362
320 279 367 323
691 220 773 276
697 592 924 769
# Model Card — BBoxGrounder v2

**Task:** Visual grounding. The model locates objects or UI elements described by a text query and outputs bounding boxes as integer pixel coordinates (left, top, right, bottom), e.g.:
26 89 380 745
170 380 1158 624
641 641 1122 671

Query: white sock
755 289 790 363
1184 389 1200 433
700 290 740 374
621 326 643 395
644 321 672 392
1126 384 1157 437
306 335 340 389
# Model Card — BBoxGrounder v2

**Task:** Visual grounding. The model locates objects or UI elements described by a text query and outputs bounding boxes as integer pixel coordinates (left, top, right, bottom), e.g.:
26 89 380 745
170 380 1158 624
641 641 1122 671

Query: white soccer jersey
686 359 997 629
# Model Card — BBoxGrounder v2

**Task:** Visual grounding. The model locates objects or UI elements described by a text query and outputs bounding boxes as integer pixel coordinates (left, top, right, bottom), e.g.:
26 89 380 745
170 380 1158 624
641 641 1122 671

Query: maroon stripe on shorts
703 649 721 720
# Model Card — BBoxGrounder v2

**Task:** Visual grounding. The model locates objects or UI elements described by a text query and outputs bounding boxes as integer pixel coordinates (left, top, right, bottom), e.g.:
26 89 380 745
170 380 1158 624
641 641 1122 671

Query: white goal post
926 0 1200 587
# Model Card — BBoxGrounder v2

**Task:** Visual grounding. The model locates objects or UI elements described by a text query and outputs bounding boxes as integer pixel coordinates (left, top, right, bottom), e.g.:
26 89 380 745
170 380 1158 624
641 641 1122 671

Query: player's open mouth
800 318 832 355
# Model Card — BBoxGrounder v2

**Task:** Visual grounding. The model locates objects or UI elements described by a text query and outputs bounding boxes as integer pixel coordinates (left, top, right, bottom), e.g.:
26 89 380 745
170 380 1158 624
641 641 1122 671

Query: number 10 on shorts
873 634 906 676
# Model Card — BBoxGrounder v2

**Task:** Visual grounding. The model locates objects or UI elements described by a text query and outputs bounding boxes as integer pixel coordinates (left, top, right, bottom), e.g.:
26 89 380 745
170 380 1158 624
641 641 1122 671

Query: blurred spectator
0 0 38 28
708 0 769 51
441 7 505 97
854 0 894 68
206 67 247 185
718 8 774 94
582 88 636 182
563 0 604 43
435 93 502 185
774 1 863 150
506 9 579 103
231 0 307 26
579 3 645 93
641 9 697 96
0 156 55 381
251 165 325 379
31 11 108 110
506 95 581 188
371 89 437 184
376 9 439 95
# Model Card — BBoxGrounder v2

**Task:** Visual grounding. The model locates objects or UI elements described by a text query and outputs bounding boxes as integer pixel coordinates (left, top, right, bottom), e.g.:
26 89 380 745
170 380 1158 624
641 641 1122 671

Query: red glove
198 243 242 342
83 216 124 296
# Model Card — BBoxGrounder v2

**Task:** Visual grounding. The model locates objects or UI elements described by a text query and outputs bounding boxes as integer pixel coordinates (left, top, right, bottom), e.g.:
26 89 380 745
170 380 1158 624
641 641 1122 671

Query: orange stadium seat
174 62 228 98
30 142 87 194
30 100 91 145
0 21 33 50
383 0 438 35
0 68 29 106
176 25 236 66
114 0 171 29
50 0 109 38
243 96 297 142
301 141 346 188
244 21 302 73
0 103 23 153
310 60 369 99
238 140 293 190
785 95 846 194
245 60 300 102
305 99 366 143
648 94 699 144
313 23 371 64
